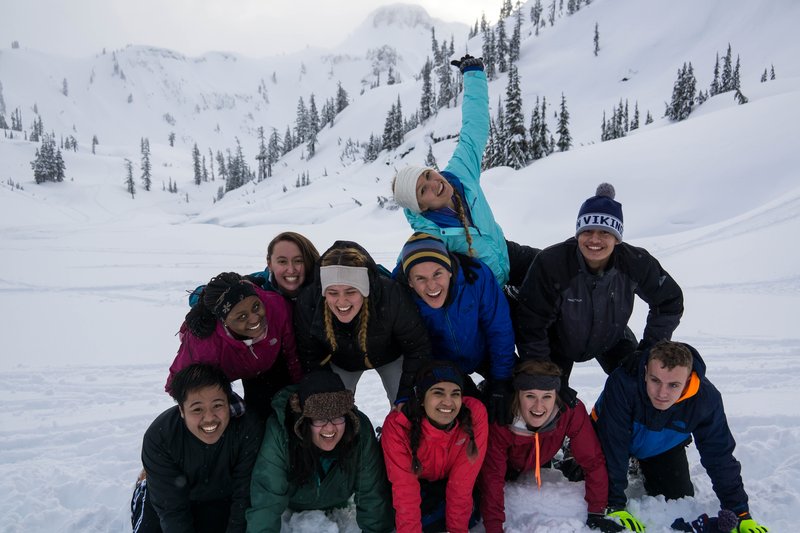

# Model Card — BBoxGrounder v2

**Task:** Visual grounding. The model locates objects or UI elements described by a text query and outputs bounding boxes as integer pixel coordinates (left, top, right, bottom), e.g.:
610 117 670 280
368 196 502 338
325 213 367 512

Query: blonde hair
452 190 475 256
320 247 371 362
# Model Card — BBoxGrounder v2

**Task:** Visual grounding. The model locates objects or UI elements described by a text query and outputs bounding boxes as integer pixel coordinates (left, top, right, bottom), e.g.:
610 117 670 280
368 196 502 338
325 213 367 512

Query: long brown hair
267 232 321 287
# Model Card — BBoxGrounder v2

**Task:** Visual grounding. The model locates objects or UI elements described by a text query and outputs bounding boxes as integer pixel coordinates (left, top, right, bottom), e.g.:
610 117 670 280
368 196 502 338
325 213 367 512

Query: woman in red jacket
381 360 488 533
478 360 624 532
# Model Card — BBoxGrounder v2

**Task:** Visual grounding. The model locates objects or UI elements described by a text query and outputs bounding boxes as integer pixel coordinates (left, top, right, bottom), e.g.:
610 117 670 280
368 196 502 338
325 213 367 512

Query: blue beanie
575 183 623 241
400 232 452 277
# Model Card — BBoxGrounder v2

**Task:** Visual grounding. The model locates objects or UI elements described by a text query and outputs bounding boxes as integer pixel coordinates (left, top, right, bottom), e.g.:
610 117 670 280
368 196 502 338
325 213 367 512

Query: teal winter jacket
402 70 511 285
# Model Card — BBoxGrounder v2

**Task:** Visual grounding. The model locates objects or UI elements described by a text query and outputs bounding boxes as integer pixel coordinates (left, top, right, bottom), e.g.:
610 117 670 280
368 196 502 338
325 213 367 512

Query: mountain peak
368 3 434 30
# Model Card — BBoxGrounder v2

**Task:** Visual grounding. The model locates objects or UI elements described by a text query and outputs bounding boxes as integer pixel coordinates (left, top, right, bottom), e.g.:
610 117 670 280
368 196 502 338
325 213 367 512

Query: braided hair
451 190 475 257
320 247 371 359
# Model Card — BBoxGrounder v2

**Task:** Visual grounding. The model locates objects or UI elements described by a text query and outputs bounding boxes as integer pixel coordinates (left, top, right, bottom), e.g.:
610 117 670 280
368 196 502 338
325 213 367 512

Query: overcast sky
3 0 503 58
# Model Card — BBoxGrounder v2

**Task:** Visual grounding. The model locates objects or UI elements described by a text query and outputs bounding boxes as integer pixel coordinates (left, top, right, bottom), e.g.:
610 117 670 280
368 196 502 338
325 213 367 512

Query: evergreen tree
31 135 60 183
556 93 571 152
645 111 653 125
383 102 397 150
124 158 135 198
734 89 748 105
216 150 227 182
630 101 640 130
710 53 721 96
393 96 404 148
529 96 544 160
168 132 175 147
283 125 294 155
770 64 776 80
509 9 522 64
437 59 454 108
208 148 215 181
539 96 551 155
530 0 543 28
504 65 528 169
720 44 733 92
431 27 440 65
308 94 320 138
140 137 152 191
202 155 208 182
483 25 497 81
548 0 556 26
496 20 509 74
91 135 99 154
594 23 600 56
501 0 513 18
425 144 438 170
192 143 202 185
336 81 349 113
732 56 741 91
494 97 507 165
387 66 396 85
267 129 281 177
761 69 768 83
0 80 6 118
294 96 308 144
419 58 435 121
667 62 697 121
62 78 69 97
257 126 268 181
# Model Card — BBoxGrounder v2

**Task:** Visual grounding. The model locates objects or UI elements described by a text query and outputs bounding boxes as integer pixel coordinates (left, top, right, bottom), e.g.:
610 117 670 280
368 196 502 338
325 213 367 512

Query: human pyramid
130 56 768 533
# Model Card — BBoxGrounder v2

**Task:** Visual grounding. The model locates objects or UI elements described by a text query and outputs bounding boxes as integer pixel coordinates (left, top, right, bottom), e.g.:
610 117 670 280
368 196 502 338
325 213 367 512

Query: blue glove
608 509 646 532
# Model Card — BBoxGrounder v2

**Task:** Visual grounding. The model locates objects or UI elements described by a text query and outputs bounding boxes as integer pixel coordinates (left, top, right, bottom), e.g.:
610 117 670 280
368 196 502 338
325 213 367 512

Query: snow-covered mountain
1 0 799 531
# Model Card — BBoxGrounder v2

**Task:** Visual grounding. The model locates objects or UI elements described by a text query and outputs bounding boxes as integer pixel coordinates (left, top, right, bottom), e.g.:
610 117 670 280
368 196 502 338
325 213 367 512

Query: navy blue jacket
393 254 515 381
593 344 749 513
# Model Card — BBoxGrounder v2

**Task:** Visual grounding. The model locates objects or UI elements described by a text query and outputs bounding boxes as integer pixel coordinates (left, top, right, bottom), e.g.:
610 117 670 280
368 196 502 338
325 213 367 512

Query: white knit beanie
393 166 431 213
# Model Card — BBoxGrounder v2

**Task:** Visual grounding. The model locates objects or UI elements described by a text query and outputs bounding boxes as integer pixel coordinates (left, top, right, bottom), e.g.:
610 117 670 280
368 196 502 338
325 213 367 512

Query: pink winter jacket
165 286 302 392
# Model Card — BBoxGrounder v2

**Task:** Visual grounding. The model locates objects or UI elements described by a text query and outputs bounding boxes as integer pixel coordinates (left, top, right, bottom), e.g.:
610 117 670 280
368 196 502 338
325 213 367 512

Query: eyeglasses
310 416 346 427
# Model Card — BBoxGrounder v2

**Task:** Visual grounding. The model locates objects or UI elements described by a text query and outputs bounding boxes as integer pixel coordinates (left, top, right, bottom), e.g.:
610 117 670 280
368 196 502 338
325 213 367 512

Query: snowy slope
1 0 799 531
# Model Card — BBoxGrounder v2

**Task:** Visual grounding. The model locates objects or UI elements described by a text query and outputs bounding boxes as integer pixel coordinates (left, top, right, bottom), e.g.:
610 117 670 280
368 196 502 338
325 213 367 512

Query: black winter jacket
294 241 431 401
516 238 683 363
141 406 264 533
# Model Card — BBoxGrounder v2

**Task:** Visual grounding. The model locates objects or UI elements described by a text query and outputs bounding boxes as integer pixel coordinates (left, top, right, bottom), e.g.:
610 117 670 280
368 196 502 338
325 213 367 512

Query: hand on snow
607 509 646 532
586 513 625 532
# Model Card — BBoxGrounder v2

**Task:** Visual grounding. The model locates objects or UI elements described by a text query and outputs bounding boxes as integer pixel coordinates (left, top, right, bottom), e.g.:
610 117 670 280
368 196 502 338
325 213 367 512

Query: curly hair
184 272 255 338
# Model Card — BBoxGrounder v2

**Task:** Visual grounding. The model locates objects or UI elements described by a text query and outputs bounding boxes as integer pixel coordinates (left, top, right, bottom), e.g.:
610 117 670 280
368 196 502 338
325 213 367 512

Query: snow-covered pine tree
531 0 543 27
283 125 294 155
594 23 600 56
336 82 349 113
267 129 281 178
124 158 135 198
761 69 768 83
91 135 98 154
770 64 776 80
392 96 404 148
168 132 175 147
556 93 571 152
437 59 453 109
192 143 202 186
539 96 552 155
483 25 497 81
504 65 528 169
496 20 509 74
382 102 397 150
419 58 434 121
630 102 640 130
62 78 68 97
600 110 608 142
140 137 151 191
509 9 522 64
732 56 741 91
431 27 440 65
720 44 733 92
645 111 653 125
31 135 57 183
529 96 544 160
295 96 308 144
216 150 227 182
501 0 513 18
308 94 320 138
425 144 438 170
257 126 268 181
710 52 721 96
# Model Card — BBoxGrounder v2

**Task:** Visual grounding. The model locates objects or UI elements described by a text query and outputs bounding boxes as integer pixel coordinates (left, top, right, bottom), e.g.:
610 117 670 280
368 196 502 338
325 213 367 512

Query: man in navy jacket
592 341 768 532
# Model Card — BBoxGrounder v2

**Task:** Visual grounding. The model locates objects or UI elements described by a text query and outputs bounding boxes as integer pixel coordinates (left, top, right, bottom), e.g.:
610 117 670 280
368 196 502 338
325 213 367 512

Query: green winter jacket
245 386 394 533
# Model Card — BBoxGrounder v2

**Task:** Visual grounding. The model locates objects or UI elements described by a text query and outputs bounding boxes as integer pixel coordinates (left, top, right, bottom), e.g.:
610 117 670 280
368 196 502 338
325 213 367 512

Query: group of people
130 55 768 533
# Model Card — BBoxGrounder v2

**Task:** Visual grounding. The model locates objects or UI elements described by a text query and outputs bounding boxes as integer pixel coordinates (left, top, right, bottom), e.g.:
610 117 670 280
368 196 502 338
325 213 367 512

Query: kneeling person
593 340 768 532
132 364 264 533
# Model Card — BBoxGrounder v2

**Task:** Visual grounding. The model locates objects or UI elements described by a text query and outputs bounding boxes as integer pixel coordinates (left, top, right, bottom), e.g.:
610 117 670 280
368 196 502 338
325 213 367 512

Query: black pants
131 479 231 533
242 356 292 420
639 439 695 500
553 326 638 382
419 478 480 533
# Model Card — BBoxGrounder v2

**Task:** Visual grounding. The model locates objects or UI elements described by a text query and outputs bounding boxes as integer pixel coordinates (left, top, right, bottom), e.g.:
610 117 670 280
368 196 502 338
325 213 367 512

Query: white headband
319 266 370 297
393 166 430 213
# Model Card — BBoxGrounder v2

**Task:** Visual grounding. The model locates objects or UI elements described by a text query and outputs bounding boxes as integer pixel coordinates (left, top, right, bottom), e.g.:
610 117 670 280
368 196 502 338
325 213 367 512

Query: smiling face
408 262 451 309
517 388 557 428
416 169 454 211
423 381 462 426
223 295 266 338
309 417 346 451
577 229 618 271
267 239 306 296
324 285 364 324
179 385 230 445
645 360 691 411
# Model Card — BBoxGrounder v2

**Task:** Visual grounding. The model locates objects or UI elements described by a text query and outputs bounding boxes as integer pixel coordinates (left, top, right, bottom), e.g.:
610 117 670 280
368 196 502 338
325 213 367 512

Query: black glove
587 513 625 532
619 350 643 376
450 54 484 73
486 378 512 424
555 456 585 482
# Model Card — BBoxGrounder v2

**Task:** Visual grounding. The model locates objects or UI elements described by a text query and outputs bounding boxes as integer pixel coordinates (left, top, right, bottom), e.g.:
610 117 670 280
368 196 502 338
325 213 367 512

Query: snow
1 0 799 531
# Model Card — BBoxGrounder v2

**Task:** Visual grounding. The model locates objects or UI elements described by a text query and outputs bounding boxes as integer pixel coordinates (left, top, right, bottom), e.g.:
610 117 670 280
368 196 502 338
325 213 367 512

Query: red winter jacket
165 286 302 391
381 396 488 533
478 399 608 533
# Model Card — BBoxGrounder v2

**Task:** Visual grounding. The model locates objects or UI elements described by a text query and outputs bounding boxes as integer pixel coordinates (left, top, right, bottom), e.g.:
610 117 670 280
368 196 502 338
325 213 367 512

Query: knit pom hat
290 372 359 439
575 182 624 242
413 360 465 399
400 232 452 277
393 166 431 213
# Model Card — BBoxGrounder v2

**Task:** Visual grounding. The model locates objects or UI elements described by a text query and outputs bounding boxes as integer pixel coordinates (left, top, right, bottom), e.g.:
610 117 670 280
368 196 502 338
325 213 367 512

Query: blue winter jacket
392 254 515 381
592 344 749 514
402 70 510 285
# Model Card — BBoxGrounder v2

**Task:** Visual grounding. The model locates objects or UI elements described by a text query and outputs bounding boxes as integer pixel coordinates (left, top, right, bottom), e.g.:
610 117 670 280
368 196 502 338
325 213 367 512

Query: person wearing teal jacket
246 372 394 533
392 55 538 287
